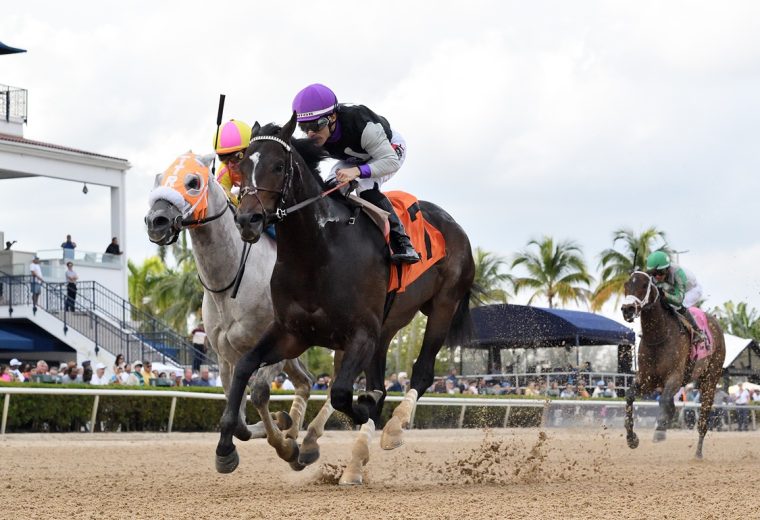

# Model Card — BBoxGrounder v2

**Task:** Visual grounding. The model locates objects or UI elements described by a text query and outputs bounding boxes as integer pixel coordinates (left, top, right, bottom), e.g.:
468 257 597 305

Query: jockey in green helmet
646 250 706 342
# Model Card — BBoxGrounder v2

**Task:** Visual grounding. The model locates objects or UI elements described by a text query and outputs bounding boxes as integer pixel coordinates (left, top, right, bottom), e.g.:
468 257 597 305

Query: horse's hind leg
625 380 639 449
339 419 375 486
382 305 452 450
695 367 719 459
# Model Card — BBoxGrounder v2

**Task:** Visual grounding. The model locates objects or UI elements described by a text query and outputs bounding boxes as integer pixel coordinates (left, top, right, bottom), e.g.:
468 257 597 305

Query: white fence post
89 395 99 433
1 393 9 436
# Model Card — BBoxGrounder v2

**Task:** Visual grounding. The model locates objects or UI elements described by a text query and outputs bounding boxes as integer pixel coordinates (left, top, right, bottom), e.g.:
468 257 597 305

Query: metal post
458 405 467 428
168 397 177 433
503 405 512 428
89 395 99 433
1 393 9 435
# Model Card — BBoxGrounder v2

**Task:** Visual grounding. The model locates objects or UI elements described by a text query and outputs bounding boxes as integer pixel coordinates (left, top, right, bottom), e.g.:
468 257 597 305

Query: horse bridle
238 135 295 225
238 135 351 224
622 270 660 318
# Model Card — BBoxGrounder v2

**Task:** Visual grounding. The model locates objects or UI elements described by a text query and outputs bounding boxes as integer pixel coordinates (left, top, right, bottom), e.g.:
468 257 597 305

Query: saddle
346 191 446 294
675 308 713 361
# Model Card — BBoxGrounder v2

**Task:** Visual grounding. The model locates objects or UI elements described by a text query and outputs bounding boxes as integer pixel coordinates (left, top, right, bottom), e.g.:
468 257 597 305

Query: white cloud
2 0 760 310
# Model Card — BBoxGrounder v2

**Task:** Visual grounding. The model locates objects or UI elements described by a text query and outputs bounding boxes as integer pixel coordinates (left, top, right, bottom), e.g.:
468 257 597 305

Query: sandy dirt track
1 428 758 520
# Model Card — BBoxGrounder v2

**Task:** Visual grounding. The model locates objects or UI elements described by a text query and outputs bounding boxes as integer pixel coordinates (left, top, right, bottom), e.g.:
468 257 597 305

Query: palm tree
471 247 512 305
511 236 593 308
590 227 669 311
712 301 760 340
150 262 203 334
127 256 168 315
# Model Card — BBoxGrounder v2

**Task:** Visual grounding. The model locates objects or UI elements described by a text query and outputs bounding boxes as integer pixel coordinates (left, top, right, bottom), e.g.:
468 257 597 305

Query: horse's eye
185 175 201 190
274 163 284 173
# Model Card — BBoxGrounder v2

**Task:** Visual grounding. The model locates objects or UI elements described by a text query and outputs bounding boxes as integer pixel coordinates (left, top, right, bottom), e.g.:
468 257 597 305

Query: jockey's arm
358 122 401 179
661 268 688 308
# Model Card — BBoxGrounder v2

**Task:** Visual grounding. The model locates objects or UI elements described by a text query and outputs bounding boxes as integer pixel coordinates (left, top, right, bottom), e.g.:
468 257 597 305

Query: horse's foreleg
244 362 284 439
339 419 375 486
654 376 681 442
281 357 314 441
250 379 300 467
298 397 335 466
625 380 639 449
215 346 264 473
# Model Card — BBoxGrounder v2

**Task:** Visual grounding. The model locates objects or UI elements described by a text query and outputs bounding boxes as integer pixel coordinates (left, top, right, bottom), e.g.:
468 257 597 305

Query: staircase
0 272 217 369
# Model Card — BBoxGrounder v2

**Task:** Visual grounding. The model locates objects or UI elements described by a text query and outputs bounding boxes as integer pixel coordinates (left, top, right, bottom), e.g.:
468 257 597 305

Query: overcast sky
2 1 759 315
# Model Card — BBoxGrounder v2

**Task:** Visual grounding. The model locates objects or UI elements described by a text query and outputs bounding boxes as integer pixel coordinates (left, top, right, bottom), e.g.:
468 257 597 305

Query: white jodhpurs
683 285 703 308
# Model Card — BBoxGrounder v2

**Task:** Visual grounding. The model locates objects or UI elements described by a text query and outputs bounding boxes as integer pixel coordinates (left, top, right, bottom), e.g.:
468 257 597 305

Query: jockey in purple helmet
292 83 420 264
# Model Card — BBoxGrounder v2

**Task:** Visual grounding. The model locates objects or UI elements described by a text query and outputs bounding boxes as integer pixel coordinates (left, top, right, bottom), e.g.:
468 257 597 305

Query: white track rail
1 387 756 435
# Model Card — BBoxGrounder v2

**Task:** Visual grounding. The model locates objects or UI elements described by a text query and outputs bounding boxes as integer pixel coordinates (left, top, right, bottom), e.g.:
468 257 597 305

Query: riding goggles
298 116 331 133
219 150 245 164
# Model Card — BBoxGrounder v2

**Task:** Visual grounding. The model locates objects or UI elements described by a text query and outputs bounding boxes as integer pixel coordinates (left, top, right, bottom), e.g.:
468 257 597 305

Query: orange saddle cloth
384 191 447 293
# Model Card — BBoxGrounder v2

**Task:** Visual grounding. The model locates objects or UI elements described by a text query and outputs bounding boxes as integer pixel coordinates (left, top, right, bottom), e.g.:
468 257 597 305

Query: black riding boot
360 189 420 264
678 307 707 344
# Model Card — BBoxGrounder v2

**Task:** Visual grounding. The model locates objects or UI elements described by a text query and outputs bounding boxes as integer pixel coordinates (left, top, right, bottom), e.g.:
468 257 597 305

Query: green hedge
1 384 755 433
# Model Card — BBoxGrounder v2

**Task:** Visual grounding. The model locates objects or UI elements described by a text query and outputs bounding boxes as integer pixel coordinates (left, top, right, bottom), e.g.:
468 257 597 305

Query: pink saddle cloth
688 307 713 361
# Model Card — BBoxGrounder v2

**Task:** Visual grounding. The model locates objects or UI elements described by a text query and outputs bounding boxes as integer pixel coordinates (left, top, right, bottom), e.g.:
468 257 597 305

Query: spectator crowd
0 356 221 388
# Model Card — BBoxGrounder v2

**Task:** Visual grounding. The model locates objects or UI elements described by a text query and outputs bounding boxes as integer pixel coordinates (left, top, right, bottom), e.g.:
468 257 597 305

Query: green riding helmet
646 251 671 271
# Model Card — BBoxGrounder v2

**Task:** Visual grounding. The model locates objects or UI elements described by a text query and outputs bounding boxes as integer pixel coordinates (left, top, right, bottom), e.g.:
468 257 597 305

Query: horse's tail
445 290 474 348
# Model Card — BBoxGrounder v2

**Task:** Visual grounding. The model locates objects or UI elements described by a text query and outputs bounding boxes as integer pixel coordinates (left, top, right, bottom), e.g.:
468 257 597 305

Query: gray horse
144 152 314 443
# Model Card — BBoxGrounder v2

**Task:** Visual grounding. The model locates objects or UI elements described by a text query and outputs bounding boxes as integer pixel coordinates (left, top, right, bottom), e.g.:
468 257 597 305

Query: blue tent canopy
468 304 636 348
0 41 27 55
0 329 34 350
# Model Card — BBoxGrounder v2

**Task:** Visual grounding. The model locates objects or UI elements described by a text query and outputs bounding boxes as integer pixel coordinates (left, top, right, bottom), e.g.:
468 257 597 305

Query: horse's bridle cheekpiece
239 135 295 224
622 270 660 318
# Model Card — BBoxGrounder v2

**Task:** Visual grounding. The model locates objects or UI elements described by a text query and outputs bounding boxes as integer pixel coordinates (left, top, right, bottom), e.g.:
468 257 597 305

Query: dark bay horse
621 271 725 459
215 114 475 482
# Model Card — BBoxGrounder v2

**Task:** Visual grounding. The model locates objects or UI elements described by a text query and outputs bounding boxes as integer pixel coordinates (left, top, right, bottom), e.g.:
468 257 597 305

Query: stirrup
391 248 420 265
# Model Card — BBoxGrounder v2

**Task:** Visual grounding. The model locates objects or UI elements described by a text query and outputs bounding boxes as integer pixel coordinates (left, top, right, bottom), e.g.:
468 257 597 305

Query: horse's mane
258 123 329 188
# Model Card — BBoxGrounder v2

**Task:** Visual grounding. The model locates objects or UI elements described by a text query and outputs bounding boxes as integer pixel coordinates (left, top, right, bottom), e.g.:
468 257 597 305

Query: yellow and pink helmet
213 119 252 155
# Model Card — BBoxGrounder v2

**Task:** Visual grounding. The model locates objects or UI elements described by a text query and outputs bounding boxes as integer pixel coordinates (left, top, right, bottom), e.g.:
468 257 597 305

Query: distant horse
621 271 726 459
144 152 315 445
215 115 474 484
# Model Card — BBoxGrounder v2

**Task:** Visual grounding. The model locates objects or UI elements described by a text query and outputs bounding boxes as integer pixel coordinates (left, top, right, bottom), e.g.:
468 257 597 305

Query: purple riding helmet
292 83 338 122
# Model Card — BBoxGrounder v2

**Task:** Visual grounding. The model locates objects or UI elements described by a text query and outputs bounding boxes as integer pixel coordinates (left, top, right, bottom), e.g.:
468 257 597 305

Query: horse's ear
198 154 214 168
281 111 297 141
244 122 261 156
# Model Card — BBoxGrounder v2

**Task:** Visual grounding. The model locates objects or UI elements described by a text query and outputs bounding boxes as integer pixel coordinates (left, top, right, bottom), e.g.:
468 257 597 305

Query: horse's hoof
247 421 268 439
338 468 364 486
652 430 667 443
215 448 239 474
289 459 307 472
380 416 404 450
298 444 321 466
274 411 293 431
277 437 300 464
627 434 639 449
694 452 704 461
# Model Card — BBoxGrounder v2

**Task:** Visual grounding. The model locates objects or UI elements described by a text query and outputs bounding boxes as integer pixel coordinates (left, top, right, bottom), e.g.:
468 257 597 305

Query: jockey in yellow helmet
213 119 252 205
